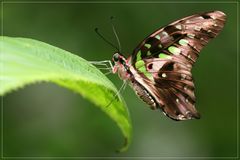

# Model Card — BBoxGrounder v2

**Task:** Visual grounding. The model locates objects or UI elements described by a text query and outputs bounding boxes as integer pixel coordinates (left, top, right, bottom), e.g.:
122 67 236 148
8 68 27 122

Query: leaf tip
116 137 129 153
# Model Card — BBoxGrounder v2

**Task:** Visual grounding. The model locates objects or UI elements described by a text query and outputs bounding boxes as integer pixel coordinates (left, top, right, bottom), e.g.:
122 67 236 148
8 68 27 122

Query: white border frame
0 1 239 159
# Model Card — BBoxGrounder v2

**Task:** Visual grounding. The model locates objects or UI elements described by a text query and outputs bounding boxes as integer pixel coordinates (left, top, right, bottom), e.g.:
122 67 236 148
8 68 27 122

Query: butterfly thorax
112 52 158 109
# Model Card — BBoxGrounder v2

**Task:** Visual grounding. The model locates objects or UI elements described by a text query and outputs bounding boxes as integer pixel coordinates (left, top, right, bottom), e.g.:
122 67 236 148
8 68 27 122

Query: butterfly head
112 52 130 75
112 52 121 63
112 52 132 80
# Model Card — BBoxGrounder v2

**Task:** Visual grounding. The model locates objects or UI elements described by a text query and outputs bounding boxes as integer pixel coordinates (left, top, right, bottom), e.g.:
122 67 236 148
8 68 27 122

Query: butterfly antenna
110 16 122 53
95 28 119 51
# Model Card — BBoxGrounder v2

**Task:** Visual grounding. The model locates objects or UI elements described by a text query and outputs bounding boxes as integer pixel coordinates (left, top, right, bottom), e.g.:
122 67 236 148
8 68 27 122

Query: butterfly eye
112 53 119 62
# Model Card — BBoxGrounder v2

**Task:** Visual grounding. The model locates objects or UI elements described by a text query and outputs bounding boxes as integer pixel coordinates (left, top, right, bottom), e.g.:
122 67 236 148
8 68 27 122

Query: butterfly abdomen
131 81 157 110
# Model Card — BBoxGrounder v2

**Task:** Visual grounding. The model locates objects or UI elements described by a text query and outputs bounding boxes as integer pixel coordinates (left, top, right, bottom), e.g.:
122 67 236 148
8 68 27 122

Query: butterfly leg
89 60 114 74
89 60 114 69
105 80 127 107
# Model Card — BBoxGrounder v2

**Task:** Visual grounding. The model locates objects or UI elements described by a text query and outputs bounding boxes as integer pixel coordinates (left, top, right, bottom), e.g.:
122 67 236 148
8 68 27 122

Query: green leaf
0 36 132 152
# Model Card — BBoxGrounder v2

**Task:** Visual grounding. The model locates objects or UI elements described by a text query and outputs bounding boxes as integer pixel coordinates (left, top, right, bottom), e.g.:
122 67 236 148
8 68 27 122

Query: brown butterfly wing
131 11 226 120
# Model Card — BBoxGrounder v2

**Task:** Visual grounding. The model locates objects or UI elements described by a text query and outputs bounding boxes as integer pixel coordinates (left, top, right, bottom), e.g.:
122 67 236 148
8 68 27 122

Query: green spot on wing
135 60 145 69
136 51 142 61
179 39 189 46
159 53 172 59
147 51 151 56
144 43 151 49
144 72 153 80
137 66 153 80
135 59 154 81
155 35 161 40
168 46 181 55
138 65 146 72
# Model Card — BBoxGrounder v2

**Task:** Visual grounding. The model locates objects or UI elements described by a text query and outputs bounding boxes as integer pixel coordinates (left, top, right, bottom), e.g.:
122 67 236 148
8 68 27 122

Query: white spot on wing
184 86 188 90
194 26 201 31
176 98 179 103
161 73 167 78
181 74 187 80
186 64 192 68
187 33 195 38
162 31 168 36
211 16 216 19
175 24 182 30
178 114 185 120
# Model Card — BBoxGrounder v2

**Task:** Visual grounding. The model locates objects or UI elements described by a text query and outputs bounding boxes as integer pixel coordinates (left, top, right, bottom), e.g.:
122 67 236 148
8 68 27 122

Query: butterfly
108 11 226 121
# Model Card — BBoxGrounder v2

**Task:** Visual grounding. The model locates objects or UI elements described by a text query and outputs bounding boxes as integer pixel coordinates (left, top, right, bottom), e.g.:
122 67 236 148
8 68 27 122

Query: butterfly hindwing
131 11 226 120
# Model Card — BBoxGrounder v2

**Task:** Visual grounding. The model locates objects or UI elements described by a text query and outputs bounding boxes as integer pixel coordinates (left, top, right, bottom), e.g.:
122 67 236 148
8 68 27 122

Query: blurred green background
0 1 238 158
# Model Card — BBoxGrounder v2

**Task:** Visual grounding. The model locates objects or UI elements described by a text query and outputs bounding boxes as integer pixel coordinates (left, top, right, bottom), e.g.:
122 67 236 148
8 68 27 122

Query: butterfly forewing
131 11 226 120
